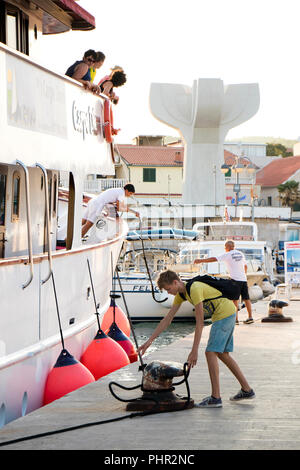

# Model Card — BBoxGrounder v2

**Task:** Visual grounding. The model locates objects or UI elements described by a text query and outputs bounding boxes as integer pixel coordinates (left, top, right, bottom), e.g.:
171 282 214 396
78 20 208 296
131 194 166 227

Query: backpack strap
185 278 221 313
185 278 222 301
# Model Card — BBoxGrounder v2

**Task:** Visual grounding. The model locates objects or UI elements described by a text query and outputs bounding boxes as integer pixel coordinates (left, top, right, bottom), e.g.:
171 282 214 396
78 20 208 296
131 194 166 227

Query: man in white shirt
81 184 139 236
194 240 254 324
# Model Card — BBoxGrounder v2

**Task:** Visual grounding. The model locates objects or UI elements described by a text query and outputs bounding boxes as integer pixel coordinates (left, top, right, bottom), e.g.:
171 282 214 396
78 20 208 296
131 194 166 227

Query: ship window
48 177 52 217
0 174 6 226
143 168 156 182
12 171 20 221
0 2 29 55
6 12 18 49
53 175 57 214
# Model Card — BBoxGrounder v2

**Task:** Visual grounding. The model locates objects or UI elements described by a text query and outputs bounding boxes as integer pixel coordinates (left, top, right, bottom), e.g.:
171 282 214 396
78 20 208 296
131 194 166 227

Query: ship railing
36 163 53 284
16 160 33 289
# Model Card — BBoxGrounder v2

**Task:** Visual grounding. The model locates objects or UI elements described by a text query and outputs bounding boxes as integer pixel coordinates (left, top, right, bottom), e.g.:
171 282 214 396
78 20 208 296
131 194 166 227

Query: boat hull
114 274 196 322
0 226 126 427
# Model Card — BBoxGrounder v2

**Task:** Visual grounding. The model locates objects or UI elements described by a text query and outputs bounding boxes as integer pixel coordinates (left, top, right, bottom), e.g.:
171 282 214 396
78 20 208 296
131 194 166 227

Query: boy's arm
187 302 205 368
117 200 139 217
137 304 181 355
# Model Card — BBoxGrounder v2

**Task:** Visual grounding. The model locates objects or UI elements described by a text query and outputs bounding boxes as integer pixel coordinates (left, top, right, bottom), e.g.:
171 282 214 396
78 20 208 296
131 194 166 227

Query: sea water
132 321 196 356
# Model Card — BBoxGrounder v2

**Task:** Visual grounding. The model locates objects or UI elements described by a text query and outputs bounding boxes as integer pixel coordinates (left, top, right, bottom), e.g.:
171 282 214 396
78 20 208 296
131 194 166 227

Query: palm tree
277 180 300 214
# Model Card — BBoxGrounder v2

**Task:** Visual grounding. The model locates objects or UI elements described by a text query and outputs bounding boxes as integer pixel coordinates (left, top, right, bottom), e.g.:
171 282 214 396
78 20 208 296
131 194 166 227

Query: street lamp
242 158 256 222
221 152 256 220
220 163 230 174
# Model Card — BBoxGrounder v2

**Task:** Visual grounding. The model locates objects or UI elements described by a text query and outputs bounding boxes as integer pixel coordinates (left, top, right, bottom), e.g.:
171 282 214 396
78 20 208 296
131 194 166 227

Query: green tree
267 143 292 157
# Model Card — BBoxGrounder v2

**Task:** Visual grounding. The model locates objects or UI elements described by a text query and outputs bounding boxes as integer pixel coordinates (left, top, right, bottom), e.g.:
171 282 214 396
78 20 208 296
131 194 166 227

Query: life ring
104 100 113 143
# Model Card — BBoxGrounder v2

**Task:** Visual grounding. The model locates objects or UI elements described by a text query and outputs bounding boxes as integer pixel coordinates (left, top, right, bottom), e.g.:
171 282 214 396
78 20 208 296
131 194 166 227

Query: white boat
114 268 214 322
111 230 186 321
115 221 276 321
114 245 208 322
0 2 127 426
164 221 275 306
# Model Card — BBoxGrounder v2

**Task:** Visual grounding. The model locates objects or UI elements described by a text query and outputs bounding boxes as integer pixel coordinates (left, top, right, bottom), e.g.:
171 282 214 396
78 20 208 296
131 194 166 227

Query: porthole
21 392 28 417
0 403 6 428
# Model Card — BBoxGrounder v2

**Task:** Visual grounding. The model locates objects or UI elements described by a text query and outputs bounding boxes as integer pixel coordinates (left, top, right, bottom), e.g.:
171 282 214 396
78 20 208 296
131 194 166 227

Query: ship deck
0 291 299 452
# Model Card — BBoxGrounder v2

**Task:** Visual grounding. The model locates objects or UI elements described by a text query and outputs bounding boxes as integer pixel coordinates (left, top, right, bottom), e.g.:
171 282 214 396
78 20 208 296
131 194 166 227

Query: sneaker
195 396 222 408
230 389 255 401
243 318 254 324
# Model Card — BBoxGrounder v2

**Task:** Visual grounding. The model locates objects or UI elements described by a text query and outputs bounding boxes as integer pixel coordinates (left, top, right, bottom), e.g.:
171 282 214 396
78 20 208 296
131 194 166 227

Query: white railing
84 178 127 193
59 176 127 193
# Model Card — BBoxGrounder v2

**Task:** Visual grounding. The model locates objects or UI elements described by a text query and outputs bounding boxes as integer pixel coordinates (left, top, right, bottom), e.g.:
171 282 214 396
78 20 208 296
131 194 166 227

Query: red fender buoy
43 349 95 405
107 322 138 364
104 100 113 143
101 298 130 337
80 329 130 380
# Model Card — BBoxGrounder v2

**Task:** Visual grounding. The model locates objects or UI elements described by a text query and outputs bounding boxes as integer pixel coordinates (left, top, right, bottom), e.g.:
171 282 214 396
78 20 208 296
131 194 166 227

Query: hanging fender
103 100 120 143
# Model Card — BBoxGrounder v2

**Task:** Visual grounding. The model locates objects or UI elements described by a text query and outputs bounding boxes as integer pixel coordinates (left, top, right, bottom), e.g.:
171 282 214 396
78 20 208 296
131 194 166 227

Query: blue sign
231 195 247 204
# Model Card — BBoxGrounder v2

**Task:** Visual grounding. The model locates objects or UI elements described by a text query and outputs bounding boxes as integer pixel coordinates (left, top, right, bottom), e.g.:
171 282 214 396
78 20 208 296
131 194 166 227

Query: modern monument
149 78 260 206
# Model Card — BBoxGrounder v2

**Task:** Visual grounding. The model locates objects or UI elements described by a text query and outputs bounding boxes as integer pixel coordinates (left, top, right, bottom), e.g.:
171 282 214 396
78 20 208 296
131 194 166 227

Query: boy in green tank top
138 270 255 407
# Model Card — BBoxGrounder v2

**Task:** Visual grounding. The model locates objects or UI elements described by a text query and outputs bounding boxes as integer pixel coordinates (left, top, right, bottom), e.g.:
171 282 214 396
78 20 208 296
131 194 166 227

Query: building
115 144 257 206
115 144 183 203
256 156 300 207
224 141 281 170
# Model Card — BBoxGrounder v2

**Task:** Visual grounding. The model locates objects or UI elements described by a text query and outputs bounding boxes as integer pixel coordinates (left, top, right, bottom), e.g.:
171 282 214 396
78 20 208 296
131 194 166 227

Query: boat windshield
238 248 263 262
179 249 210 264
195 224 255 241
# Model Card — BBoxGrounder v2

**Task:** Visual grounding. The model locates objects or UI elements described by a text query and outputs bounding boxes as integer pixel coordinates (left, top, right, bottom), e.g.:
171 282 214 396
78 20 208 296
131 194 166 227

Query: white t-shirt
84 188 125 223
216 249 247 282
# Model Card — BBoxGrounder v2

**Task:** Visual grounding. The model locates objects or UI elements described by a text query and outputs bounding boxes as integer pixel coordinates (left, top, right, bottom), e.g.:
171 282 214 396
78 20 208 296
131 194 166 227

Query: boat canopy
126 228 198 241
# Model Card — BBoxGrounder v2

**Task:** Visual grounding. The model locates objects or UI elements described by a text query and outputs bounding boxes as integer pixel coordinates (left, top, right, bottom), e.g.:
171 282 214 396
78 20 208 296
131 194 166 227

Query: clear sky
44 0 300 144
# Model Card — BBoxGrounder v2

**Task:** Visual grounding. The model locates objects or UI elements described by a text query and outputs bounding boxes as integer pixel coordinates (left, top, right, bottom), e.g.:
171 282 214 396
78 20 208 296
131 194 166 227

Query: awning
32 0 96 34
53 0 95 30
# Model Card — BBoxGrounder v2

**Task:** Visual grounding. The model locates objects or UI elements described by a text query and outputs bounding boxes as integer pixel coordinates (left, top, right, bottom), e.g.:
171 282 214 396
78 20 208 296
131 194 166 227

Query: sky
44 0 300 144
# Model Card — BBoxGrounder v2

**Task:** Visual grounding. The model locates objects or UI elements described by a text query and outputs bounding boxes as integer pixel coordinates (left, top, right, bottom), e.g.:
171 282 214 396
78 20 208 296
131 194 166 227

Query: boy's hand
137 340 152 356
187 349 198 368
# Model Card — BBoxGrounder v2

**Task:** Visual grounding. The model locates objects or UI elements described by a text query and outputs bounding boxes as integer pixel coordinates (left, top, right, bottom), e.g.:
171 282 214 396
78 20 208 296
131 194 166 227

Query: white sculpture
149 79 260 205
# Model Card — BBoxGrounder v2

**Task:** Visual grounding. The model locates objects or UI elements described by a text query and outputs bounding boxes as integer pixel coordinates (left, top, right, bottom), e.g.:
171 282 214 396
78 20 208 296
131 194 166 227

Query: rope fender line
137 218 168 304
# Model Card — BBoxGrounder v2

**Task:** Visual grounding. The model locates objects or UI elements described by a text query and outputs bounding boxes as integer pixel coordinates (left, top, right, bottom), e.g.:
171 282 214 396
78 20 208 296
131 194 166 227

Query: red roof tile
256 156 300 186
117 145 247 167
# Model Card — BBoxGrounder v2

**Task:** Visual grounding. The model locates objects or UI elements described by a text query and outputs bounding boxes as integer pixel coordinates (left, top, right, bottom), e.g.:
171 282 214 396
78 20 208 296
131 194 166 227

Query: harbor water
132 321 196 356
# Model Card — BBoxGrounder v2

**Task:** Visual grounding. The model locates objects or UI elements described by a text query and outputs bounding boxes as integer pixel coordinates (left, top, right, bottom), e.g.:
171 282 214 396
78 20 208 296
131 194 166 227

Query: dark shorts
232 280 250 300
